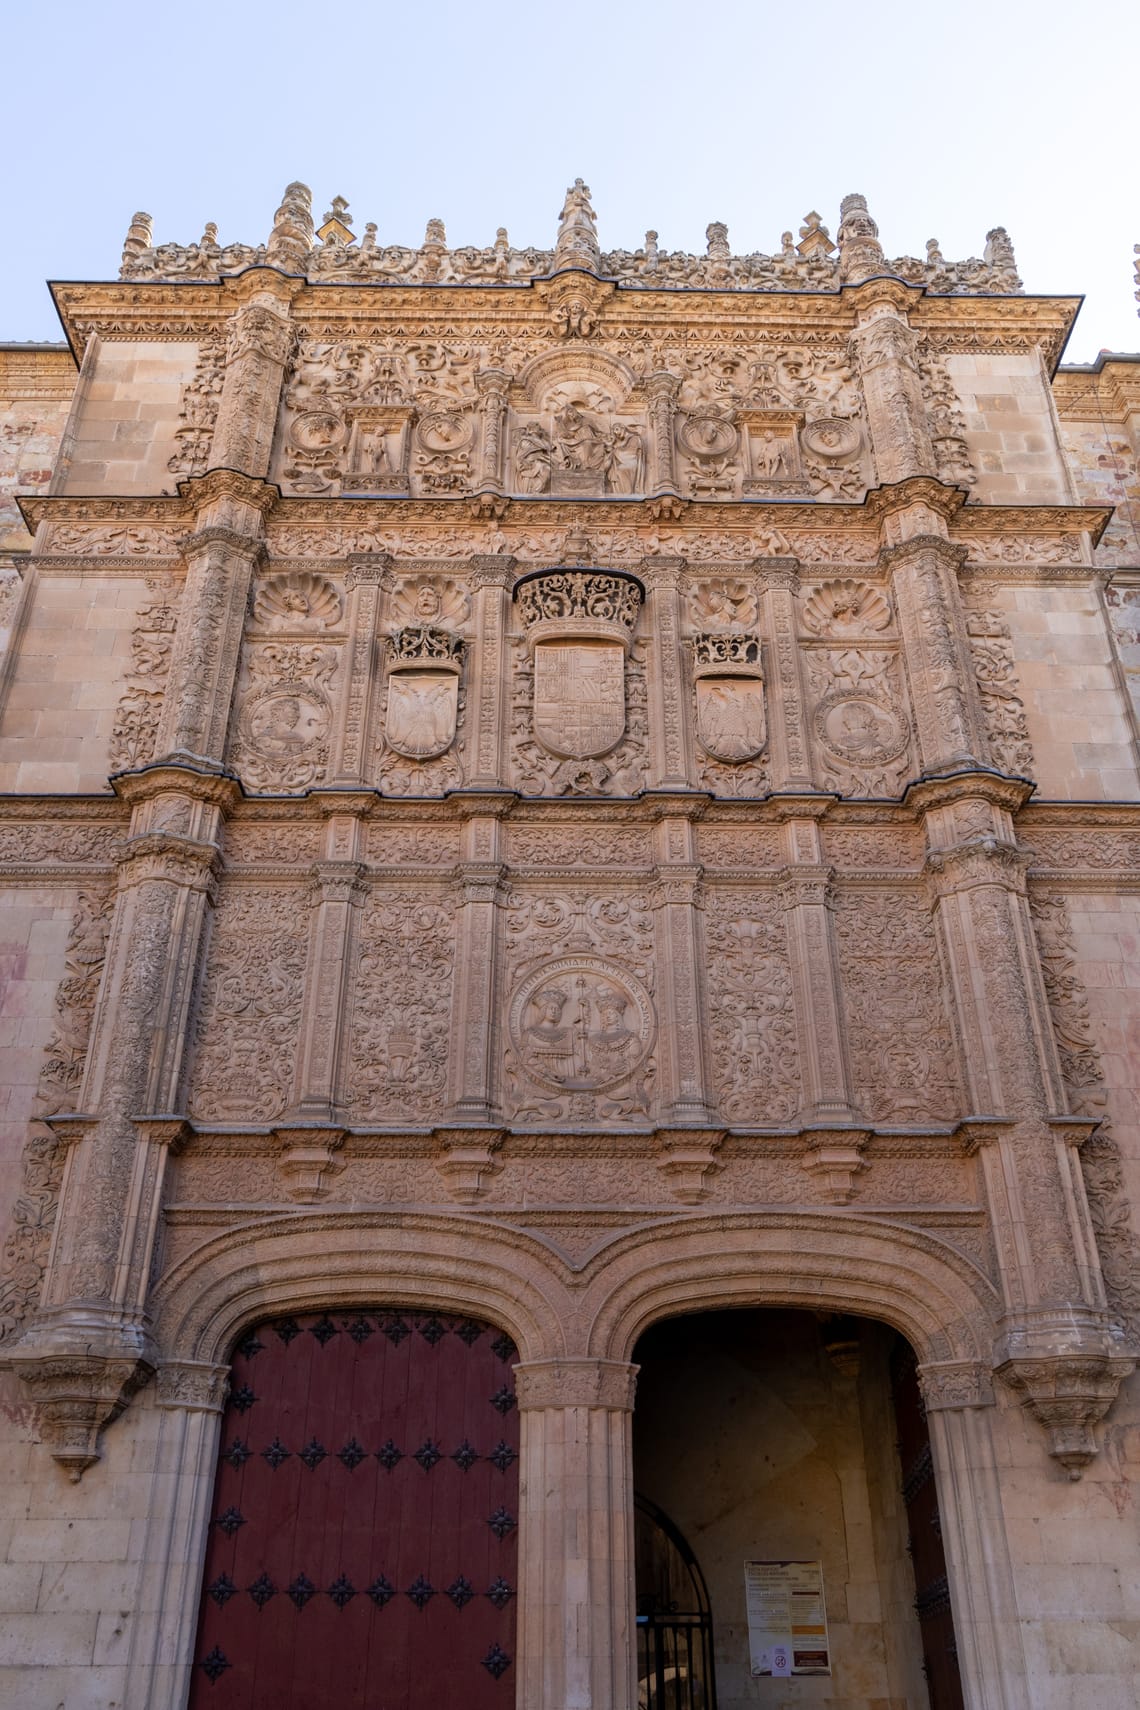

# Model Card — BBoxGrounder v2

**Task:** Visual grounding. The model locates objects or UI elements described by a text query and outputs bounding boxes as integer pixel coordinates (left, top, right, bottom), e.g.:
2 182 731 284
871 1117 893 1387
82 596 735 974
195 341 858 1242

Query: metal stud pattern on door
188 1310 520 1708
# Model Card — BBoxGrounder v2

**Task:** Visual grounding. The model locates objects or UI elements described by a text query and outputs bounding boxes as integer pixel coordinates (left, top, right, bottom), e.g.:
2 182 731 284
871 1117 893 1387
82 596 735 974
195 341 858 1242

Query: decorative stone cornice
879 533 969 573
345 552 393 588
116 834 221 893
904 770 1033 818
176 469 280 514
514 1359 639 1412
925 838 1030 897
800 1127 872 1203
110 760 242 811
841 275 924 315
177 525 267 564
864 478 966 525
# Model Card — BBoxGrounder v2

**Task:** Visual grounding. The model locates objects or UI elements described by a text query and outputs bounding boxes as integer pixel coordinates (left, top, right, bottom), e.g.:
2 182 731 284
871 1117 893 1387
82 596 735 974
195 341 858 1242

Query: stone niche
509 348 646 498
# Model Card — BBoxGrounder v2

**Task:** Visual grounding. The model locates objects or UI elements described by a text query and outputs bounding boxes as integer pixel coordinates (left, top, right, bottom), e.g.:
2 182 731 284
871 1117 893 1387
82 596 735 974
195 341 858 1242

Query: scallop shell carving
801 578 891 636
254 571 342 630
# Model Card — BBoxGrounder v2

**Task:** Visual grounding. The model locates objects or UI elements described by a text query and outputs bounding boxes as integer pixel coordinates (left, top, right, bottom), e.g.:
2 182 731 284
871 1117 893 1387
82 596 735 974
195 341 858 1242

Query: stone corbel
655 1128 724 1204
432 1126 505 1204
6 1345 154 1482
995 1317 1137 1477
800 1127 871 1204
272 1125 346 1201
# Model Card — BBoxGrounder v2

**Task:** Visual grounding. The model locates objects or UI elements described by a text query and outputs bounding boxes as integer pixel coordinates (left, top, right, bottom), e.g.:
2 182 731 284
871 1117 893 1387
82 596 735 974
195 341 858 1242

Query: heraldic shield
695 675 767 762
533 642 626 759
385 670 459 759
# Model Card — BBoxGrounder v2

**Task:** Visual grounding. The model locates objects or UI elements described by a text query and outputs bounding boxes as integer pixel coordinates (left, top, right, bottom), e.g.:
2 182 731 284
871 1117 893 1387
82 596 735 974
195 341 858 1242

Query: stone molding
515 1358 639 1411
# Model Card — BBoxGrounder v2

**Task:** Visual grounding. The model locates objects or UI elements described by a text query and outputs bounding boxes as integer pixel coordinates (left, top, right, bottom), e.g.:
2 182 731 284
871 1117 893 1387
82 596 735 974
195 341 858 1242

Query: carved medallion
533 642 625 758
244 686 328 759
508 957 655 1093
814 691 907 768
385 672 459 759
801 417 862 460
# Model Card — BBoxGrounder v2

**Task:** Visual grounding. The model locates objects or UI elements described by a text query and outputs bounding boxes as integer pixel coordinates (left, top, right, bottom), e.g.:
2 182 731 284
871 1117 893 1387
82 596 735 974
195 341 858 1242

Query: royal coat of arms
533 642 626 759
385 671 459 759
691 633 767 764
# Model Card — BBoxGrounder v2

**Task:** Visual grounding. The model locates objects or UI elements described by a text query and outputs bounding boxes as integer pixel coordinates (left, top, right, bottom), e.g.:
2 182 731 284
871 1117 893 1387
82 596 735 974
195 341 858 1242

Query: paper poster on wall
745 1559 832 1676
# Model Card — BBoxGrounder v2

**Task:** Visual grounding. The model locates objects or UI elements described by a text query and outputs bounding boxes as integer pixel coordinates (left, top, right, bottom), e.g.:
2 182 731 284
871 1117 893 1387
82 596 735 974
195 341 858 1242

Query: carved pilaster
778 819 861 1124
847 283 935 484
209 276 299 478
467 556 515 788
446 816 508 1122
156 471 276 769
883 535 987 776
651 813 715 1123
640 557 695 789
9 769 236 1475
515 1359 638 1710
476 370 511 494
645 372 680 496
921 784 1136 1469
289 820 369 1124
330 555 391 782
757 559 813 790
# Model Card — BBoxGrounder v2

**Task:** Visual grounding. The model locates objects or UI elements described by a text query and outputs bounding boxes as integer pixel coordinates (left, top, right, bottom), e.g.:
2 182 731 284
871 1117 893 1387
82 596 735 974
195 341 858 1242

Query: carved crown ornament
513 568 643 652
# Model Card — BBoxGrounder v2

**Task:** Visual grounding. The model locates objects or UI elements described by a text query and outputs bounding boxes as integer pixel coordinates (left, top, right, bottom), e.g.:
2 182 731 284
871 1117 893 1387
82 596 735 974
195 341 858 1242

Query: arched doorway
636 1494 716 1709
187 1308 520 1708
632 1308 963 1710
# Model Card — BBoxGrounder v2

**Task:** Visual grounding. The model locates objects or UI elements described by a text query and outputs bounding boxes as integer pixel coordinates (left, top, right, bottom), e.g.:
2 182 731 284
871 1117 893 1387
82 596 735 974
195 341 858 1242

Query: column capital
917 1358 995 1411
515 1358 639 1411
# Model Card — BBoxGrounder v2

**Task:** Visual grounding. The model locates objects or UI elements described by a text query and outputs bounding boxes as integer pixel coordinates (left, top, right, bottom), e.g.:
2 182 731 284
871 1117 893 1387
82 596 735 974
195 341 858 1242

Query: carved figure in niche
604 421 643 494
753 430 791 478
517 423 554 493
553 401 608 473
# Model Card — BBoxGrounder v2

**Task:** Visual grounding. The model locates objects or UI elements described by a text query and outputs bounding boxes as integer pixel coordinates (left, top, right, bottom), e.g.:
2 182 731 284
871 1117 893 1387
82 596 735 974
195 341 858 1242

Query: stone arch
515 346 638 411
577 1212 1001 1365
151 1210 570 1365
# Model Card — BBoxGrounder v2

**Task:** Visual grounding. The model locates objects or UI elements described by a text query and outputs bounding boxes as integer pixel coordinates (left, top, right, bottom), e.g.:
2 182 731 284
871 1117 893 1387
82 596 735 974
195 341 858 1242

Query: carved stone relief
1029 890 1140 1333
345 888 455 1122
377 625 465 795
690 633 770 797
703 887 797 1122
188 886 310 1123
502 890 656 1123
806 648 912 795
510 636 649 796
230 643 338 791
510 387 644 498
0 889 113 1343
801 579 892 638
167 337 226 478
834 889 961 1124
964 609 1034 777
108 575 182 773
688 577 759 631
917 339 977 489
252 571 342 631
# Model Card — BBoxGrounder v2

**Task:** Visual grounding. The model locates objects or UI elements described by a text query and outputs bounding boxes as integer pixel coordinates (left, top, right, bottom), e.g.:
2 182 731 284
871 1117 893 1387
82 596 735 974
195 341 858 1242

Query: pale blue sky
5 0 1138 362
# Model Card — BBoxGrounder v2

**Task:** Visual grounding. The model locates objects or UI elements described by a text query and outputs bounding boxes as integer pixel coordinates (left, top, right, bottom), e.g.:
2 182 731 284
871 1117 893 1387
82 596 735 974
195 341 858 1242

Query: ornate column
515 1359 638 1710
880 529 988 777
10 768 236 1476
276 810 369 1192
122 1361 230 1710
640 556 695 789
918 777 1135 1472
845 278 934 486
651 809 716 1126
757 557 814 791
476 370 511 495
11 265 299 1474
329 555 391 784
466 556 516 789
445 811 508 1126
645 372 680 497
919 1364 1031 1710
777 817 864 1167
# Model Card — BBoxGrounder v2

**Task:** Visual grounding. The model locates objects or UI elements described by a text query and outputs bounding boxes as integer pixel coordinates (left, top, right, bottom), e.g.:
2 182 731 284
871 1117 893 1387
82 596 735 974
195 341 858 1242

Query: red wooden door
890 1339 964 1710
189 1310 520 1708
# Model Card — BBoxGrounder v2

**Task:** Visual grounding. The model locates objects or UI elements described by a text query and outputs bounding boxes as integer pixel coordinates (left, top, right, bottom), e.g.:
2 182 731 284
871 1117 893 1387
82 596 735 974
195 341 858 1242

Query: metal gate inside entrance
635 1494 717 1710
189 1309 520 1708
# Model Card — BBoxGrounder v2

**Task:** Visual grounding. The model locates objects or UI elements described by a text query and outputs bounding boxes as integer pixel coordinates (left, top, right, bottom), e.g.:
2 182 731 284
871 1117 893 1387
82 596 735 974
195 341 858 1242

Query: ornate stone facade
1 184 1139 1708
